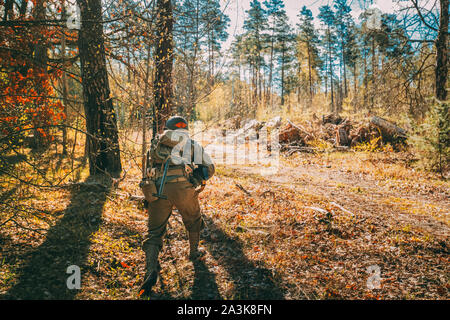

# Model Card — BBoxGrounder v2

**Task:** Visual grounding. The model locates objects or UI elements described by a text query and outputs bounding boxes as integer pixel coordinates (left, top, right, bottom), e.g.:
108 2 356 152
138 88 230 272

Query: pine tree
174 0 229 118
318 5 337 113
333 0 354 102
263 0 285 105
77 0 122 175
202 0 230 84
297 6 321 106
273 9 294 106
242 0 268 108
153 0 174 133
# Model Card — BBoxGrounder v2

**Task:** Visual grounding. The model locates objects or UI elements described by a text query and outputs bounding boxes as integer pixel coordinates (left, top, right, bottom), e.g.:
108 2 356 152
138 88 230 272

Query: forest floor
0 134 449 300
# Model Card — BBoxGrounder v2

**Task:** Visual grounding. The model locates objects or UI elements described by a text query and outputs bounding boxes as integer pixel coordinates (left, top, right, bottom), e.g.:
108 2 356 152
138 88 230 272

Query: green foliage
409 101 450 175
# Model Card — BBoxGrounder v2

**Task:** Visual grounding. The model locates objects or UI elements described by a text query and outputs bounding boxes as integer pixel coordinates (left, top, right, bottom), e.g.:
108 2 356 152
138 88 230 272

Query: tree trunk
3 0 13 21
307 44 313 105
269 30 274 108
19 0 29 17
327 29 334 113
153 0 174 134
281 49 285 106
363 46 368 109
77 0 122 176
435 0 448 102
61 0 68 155
353 63 357 111
32 0 49 149
142 44 152 178
435 0 449 175
371 36 376 109
343 49 348 98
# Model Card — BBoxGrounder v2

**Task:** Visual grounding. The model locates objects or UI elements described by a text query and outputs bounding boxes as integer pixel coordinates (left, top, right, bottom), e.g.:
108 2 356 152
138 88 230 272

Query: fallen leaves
1 136 448 300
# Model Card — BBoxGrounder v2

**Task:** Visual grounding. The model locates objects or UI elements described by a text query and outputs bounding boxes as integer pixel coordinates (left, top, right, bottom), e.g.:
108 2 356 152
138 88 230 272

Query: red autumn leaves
0 4 70 142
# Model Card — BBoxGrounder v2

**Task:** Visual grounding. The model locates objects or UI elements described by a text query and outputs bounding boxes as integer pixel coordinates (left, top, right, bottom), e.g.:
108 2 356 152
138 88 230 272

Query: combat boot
139 244 160 296
188 231 205 260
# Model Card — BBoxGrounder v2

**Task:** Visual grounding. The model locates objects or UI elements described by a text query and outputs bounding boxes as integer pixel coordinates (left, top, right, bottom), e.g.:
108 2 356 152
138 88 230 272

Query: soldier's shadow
190 258 222 300
2 175 110 300
201 216 285 300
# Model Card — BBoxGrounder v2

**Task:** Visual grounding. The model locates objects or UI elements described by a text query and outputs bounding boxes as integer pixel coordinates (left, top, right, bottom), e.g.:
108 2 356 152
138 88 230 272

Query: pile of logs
278 114 407 152
218 114 407 153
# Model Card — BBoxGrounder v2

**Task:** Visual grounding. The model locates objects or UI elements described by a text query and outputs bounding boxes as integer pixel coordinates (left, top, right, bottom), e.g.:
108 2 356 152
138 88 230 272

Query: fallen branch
304 206 329 214
330 202 355 217
286 146 317 155
235 183 251 196
260 190 276 199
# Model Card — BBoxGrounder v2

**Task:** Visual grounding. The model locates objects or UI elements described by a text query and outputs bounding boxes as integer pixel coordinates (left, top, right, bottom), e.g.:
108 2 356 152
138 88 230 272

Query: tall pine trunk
435 0 448 102
61 0 68 155
327 29 334 113
153 0 174 133
32 0 49 149
281 48 285 106
342 43 348 98
269 28 274 108
77 0 122 176
435 0 449 174
307 44 313 105
353 63 357 111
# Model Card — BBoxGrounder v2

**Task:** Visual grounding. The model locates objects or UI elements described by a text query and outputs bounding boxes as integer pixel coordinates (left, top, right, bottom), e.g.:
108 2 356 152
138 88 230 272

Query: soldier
139 115 215 296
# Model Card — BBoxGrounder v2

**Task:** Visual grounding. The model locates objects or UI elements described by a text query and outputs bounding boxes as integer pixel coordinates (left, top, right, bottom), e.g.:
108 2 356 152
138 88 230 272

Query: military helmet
165 116 188 130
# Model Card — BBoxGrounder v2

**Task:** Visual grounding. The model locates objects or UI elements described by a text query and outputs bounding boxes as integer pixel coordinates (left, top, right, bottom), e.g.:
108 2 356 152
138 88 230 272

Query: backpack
149 129 191 166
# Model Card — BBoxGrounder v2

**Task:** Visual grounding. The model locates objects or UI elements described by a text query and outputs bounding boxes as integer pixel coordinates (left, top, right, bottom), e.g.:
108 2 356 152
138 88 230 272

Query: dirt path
239 158 449 237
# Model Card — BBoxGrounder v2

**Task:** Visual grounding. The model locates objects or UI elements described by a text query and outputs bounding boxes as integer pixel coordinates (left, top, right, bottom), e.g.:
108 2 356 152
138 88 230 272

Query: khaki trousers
143 179 204 250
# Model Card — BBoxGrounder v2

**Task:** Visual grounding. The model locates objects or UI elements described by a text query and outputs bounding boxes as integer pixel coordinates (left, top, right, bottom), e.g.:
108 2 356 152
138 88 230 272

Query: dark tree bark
32 0 49 149
435 0 449 175
307 44 313 105
153 0 174 134
435 0 448 102
61 0 68 156
3 0 13 21
280 47 285 106
77 0 122 176
19 0 29 17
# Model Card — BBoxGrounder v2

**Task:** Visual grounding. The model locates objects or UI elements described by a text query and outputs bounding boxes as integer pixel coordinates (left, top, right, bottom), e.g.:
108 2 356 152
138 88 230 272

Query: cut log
369 116 407 149
287 120 314 139
336 126 350 146
370 116 407 139
278 122 305 146
335 119 352 147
